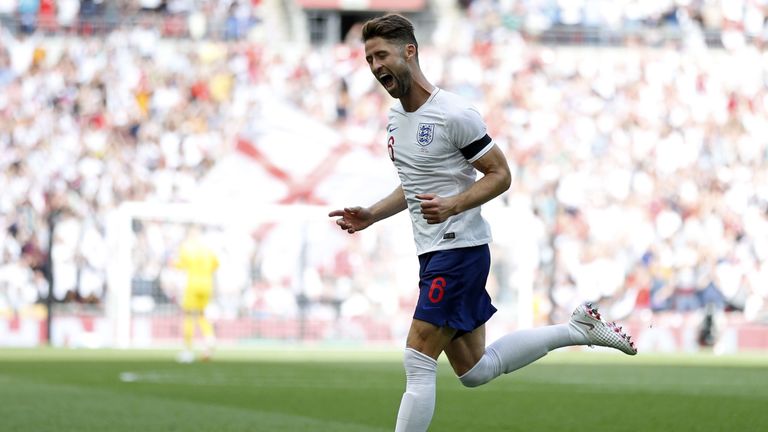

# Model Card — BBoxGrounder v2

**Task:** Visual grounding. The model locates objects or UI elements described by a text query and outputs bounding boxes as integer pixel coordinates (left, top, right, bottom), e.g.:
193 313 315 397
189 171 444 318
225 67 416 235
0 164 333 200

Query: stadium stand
1 1 768 351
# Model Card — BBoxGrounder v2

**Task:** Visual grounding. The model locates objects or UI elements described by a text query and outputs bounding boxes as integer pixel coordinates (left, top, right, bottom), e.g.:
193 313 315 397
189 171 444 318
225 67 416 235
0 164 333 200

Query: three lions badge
417 123 435 146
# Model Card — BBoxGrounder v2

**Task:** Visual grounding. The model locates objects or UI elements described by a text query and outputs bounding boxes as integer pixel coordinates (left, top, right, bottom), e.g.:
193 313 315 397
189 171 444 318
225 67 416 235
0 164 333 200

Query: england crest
417 123 435 146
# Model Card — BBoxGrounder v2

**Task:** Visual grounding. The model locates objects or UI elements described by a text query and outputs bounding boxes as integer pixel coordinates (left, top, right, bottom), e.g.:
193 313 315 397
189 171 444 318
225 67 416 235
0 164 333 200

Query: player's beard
386 70 412 99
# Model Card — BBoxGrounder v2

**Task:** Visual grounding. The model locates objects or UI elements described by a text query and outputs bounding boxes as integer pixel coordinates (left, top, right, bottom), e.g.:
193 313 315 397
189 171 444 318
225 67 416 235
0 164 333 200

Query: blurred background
1 0 768 354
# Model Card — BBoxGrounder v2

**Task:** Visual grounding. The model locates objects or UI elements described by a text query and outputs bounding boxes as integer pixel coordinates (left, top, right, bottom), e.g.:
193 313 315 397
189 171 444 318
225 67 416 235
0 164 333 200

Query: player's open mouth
379 74 395 90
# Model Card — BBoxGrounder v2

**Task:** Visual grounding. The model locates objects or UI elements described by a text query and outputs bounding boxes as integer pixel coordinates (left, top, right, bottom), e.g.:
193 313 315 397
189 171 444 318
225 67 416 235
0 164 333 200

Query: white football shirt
386 88 495 255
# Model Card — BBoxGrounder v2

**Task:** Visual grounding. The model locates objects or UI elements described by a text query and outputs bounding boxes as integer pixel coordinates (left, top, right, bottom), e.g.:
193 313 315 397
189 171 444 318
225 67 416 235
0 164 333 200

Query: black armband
460 134 492 160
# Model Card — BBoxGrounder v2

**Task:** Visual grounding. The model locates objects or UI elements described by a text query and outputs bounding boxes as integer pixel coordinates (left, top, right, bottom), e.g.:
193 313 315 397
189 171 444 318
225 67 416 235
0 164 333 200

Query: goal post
107 200 416 348
107 201 256 348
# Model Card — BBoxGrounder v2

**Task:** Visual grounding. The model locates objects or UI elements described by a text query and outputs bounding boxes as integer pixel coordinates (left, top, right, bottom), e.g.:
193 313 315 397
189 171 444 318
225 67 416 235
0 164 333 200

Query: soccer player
328 14 637 432
173 226 219 363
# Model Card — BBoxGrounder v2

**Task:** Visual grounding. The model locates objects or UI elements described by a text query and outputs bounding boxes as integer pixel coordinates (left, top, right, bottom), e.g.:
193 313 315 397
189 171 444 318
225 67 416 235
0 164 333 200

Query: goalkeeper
173 226 219 362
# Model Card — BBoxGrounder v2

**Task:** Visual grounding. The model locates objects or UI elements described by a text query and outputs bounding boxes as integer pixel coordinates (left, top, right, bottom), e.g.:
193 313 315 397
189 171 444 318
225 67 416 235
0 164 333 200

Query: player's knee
458 355 495 388
459 370 488 388
403 348 438 383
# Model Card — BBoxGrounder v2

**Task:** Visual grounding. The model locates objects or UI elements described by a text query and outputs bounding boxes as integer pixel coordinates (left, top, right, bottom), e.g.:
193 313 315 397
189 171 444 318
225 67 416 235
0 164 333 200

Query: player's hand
415 193 457 224
328 206 374 234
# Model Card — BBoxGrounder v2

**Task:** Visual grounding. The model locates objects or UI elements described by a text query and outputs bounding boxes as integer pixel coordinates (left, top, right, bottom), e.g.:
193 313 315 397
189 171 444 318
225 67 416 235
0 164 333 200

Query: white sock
460 324 574 387
395 348 438 432
203 335 216 357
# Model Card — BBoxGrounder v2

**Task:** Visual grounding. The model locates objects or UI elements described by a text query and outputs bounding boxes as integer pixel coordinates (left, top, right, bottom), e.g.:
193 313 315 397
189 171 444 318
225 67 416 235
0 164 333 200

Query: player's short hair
361 14 418 53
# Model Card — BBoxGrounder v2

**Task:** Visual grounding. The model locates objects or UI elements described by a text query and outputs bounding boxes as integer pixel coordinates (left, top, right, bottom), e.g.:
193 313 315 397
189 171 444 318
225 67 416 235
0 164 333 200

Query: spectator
17 0 39 34
2 3 768 335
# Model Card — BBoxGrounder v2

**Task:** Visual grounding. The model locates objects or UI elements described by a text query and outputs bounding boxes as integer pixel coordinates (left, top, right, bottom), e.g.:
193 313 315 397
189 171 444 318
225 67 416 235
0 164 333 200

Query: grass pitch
1 347 766 431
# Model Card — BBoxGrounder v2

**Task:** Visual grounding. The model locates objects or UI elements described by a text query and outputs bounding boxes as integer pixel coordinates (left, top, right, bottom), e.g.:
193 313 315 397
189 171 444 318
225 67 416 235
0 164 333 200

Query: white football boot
569 302 637 355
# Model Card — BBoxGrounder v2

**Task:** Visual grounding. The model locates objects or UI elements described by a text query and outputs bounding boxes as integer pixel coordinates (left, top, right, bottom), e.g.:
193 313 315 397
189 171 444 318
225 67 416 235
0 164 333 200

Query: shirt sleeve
449 106 494 163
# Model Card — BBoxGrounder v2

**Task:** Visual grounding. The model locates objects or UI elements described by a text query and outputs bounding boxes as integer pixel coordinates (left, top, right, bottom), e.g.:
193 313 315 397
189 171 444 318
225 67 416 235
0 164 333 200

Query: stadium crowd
1 2 768 334
0 0 265 39
461 0 768 35
2 1 768 40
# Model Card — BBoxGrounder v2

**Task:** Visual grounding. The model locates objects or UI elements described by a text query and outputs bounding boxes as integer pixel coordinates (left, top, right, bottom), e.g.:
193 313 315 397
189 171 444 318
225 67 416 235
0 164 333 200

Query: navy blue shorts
413 244 496 336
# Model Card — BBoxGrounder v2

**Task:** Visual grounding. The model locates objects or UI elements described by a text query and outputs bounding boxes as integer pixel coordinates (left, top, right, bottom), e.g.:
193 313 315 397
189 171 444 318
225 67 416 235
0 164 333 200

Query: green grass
1 348 767 431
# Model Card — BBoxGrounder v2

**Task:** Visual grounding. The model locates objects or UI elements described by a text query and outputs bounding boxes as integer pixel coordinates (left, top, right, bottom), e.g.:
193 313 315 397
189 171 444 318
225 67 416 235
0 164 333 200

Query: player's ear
405 43 417 60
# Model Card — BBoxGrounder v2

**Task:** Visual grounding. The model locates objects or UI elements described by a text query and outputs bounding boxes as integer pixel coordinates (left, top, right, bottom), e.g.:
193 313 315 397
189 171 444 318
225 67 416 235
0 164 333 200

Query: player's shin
183 315 195 348
395 348 438 432
199 316 216 360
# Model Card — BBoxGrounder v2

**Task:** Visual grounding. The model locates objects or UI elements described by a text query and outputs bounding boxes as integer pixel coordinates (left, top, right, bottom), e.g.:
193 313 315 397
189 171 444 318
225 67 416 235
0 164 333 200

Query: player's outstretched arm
416 145 510 224
329 186 407 234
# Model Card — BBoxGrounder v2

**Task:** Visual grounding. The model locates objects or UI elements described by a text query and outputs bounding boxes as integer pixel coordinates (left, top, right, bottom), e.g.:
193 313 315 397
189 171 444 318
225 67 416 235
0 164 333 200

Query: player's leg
393 245 495 432
394 319 455 432
450 303 637 388
177 309 197 363
448 321 575 387
198 317 215 360
183 310 196 349
197 293 215 360
179 288 205 363
443 324 486 377
180 288 197 350
197 315 214 340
